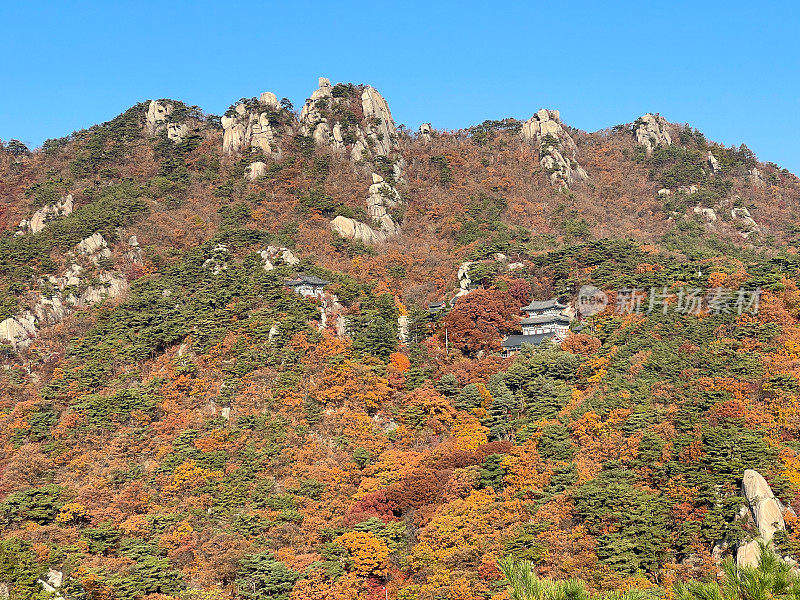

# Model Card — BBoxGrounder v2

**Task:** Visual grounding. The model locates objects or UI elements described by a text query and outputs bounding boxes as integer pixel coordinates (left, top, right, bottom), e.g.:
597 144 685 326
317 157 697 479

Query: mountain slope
1 78 800 600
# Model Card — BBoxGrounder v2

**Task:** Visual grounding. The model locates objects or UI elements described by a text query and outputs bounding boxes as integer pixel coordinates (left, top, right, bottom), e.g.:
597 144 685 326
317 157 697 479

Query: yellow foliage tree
336 531 390 577
452 414 489 451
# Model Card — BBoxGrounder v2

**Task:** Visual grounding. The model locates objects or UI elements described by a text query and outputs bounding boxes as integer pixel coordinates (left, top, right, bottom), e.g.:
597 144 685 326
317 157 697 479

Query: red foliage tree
501 276 532 307
441 289 519 356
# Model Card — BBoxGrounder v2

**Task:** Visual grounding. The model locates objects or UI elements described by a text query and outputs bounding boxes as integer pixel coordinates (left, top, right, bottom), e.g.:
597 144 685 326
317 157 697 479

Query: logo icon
577 285 608 317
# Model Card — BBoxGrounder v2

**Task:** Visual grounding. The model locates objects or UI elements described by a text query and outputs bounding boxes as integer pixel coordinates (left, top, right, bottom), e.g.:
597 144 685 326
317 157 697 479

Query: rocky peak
145 100 171 135
311 77 333 101
634 113 672 155
299 78 400 166
419 123 433 141
145 100 189 143
520 109 588 187
259 91 281 110
359 85 397 158
221 93 286 157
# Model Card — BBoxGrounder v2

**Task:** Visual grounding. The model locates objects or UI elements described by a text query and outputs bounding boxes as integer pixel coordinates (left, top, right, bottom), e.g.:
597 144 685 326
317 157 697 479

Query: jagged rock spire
521 109 587 187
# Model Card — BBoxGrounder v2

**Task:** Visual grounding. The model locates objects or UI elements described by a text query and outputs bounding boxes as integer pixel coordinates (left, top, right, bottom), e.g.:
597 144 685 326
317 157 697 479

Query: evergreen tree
435 373 461 397
456 383 483 411
487 381 517 440
235 552 300 600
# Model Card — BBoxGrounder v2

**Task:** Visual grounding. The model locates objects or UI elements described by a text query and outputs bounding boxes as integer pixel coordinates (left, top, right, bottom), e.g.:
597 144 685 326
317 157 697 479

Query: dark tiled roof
520 314 571 325
521 298 567 312
286 274 329 287
501 333 556 347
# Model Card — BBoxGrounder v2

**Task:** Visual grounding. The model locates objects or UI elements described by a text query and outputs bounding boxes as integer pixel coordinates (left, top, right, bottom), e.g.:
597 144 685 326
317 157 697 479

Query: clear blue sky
2 1 799 173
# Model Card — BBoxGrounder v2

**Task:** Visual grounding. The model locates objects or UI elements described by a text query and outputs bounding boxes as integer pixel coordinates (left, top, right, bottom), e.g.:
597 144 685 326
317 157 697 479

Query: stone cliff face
359 85 398 159
521 109 588 187
222 92 285 156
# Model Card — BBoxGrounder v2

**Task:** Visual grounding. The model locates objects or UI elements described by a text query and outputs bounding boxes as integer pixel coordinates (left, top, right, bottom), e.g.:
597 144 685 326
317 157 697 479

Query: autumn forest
1 78 800 600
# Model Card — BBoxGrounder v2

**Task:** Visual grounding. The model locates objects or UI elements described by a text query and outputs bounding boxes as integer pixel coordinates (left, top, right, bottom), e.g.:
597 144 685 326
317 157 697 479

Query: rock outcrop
419 123 433 142
35 244 129 322
298 77 334 145
357 86 397 158
660 185 699 197
731 206 761 238
693 206 718 223
222 93 283 156
246 161 268 181
736 469 790 567
78 232 112 262
203 244 230 275
39 569 63 594
299 78 400 165
145 100 188 142
708 150 721 174
520 109 587 187
0 234 134 350
259 246 300 270
17 194 73 235
743 470 786 543
750 167 765 187
123 235 143 264
145 100 171 134
330 216 388 245
78 273 129 307
365 173 402 236
0 314 37 350
679 185 699 195
634 113 672 155
457 261 474 293
397 315 410 342
330 173 404 245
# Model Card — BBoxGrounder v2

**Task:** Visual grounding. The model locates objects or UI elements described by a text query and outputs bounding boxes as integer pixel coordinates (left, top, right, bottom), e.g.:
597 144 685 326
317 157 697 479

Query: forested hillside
2 77 800 600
